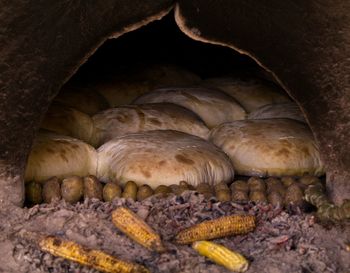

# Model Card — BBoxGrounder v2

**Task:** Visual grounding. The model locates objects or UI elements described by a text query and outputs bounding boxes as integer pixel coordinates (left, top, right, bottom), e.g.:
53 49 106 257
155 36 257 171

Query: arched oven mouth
1 2 349 273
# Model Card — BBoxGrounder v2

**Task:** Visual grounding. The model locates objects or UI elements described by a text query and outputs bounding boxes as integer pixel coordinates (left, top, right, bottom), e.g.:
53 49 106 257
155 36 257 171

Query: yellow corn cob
193 241 249 273
112 206 165 252
175 214 255 244
39 236 149 273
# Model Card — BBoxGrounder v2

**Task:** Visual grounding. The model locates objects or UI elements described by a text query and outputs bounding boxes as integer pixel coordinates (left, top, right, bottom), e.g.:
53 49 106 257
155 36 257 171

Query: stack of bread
25 64 324 204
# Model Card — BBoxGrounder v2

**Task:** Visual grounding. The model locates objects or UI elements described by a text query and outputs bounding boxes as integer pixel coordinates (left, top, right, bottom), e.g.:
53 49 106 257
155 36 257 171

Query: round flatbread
96 64 201 107
248 102 306 123
209 119 324 177
25 132 97 182
40 103 95 145
91 103 209 146
132 87 246 128
54 84 109 115
97 130 234 187
204 77 291 112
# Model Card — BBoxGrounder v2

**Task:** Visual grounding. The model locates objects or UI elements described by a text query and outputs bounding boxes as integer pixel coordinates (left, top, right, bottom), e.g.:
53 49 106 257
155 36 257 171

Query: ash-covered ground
0 191 349 273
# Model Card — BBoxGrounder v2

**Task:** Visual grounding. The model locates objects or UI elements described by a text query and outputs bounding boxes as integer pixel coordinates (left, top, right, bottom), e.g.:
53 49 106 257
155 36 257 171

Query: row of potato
25 174 322 207
25 64 324 191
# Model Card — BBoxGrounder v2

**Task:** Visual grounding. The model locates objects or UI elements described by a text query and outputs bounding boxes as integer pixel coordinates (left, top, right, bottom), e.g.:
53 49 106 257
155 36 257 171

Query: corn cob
112 207 165 252
39 236 149 273
175 214 256 244
192 241 249 273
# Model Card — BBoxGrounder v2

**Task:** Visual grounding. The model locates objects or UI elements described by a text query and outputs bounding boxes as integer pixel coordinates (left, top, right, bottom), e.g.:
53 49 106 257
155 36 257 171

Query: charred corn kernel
247 177 266 192
42 177 61 203
285 183 304 206
267 191 284 207
281 176 296 187
137 185 154 201
25 181 43 205
103 183 122 202
175 214 255 244
39 236 149 273
112 207 165 252
192 241 249 273
230 181 249 193
154 185 172 196
231 190 249 202
122 181 138 200
61 176 84 204
249 190 267 203
299 176 321 186
84 175 103 200
216 189 231 202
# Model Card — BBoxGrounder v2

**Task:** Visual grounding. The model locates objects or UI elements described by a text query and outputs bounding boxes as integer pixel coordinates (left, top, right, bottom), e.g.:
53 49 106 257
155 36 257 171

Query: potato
25 181 43 205
83 175 103 200
281 176 296 187
285 183 304 206
103 182 122 202
137 185 154 201
247 177 266 192
42 176 61 203
231 190 249 202
265 177 286 196
216 189 231 202
230 180 249 193
249 190 267 203
179 181 195 190
196 183 213 198
214 182 229 192
268 191 284 207
61 176 84 204
154 185 172 196
299 175 321 186
122 181 138 200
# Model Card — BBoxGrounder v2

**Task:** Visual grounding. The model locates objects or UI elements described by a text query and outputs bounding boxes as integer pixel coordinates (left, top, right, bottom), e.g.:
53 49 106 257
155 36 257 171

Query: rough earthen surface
1 193 349 272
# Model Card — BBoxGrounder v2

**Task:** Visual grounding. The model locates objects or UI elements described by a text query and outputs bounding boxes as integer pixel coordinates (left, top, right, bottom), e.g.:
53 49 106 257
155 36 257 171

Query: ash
0 191 349 273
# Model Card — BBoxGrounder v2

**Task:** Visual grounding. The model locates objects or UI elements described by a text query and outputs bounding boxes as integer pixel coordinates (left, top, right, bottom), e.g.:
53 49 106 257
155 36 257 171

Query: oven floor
1 192 349 273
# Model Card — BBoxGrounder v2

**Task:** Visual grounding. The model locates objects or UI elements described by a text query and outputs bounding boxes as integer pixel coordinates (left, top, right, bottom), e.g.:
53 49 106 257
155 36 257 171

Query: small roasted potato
196 183 213 198
137 185 154 201
230 180 249 193
103 182 122 202
122 181 138 200
61 176 84 204
169 184 182 195
25 181 43 205
249 190 267 203
179 181 195 190
265 177 286 196
299 176 321 186
267 191 284 207
247 177 266 192
214 182 229 192
83 175 103 200
231 190 249 202
281 176 297 187
154 185 172 196
216 189 231 202
42 176 61 203
285 183 304 207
